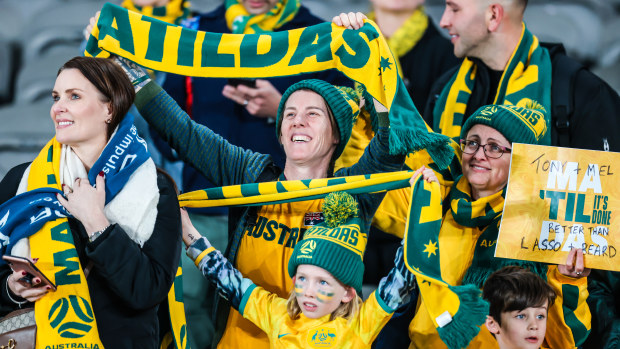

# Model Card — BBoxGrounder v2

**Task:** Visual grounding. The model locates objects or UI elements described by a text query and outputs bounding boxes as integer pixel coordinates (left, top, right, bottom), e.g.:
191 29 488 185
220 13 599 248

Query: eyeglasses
460 139 511 159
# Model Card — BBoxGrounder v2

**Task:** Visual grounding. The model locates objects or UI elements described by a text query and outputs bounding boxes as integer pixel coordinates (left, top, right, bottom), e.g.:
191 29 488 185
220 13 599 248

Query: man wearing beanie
407 103 590 348
180 191 417 348
128 38 407 346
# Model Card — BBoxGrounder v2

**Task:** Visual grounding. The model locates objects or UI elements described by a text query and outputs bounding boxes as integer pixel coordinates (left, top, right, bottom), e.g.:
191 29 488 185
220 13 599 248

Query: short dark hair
58 56 135 139
482 266 556 326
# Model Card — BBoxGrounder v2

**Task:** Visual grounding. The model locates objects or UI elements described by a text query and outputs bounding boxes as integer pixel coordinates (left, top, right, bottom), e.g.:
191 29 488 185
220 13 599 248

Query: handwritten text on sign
497 143 618 271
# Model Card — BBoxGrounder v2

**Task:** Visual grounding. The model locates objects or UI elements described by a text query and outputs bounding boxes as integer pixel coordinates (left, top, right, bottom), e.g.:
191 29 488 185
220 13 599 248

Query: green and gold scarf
85 3 454 168
122 0 191 25
432 24 552 145
27 139 105 349
448 177 547 288
178 171 414 208
403 174 488 349
225 0 300 34
368 7 428 76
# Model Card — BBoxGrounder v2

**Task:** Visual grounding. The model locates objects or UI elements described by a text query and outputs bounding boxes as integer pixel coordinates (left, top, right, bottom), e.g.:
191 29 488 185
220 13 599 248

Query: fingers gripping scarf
0 115 150 348
432 24 552 145
225 0 300 34
122 0 191 25
85 3 454 169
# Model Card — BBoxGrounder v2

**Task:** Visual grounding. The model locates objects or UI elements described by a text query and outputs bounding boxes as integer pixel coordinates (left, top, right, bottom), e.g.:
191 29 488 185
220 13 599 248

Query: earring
105 119 112 124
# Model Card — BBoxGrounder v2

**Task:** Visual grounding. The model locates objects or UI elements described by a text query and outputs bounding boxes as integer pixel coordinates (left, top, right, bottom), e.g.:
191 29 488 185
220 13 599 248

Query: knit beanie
460 103 548 145
287 192 366 295
276 79 363 160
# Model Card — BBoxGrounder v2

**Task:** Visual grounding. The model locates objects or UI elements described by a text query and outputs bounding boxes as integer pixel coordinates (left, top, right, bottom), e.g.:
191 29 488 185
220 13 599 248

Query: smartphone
3 255 57 291
227 78 257 88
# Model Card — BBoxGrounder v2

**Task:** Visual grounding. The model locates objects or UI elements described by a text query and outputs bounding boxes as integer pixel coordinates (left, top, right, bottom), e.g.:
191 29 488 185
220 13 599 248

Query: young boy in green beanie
482 266 557 349
180 191 417 348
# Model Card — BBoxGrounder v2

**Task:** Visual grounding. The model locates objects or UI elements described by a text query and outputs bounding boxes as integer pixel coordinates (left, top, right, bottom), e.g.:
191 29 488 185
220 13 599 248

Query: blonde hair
286 288 363 323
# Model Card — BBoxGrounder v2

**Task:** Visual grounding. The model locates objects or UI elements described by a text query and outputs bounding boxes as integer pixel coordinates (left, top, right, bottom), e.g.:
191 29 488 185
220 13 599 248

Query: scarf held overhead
121 0 191 25
432 24 552 144
85 3 453 169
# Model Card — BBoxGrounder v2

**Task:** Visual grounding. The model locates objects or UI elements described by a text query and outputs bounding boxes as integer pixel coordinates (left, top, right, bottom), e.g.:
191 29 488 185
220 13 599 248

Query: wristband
89 224 111 243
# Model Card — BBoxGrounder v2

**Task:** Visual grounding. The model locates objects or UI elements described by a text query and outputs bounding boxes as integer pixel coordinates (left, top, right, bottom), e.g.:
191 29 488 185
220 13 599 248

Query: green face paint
294 282 304 297
316 289 334 303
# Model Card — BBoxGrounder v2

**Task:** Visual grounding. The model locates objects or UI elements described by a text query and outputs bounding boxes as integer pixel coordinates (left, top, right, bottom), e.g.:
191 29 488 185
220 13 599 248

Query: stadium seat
15 53 75 104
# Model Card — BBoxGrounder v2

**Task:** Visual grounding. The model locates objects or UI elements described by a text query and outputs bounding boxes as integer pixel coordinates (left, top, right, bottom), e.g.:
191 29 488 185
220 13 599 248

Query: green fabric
461 104 548 145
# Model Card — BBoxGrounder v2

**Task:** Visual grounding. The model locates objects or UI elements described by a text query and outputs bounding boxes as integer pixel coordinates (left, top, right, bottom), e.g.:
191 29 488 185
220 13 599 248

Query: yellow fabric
179 171 414 208
242 287 391 348
407 191 591 348
121 0 190 24
27 139 105 349
225 0 300 34
167 264 190 349
544 267 591 349
219 199 323 348
367 7 428 76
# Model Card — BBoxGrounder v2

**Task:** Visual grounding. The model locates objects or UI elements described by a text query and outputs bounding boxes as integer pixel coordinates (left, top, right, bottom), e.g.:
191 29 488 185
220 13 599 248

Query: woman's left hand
56 172 110 234
558 247 591 278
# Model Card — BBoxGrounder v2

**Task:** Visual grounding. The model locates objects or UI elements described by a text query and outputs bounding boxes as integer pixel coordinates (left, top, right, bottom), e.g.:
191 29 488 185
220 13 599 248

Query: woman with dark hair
0 56 182 348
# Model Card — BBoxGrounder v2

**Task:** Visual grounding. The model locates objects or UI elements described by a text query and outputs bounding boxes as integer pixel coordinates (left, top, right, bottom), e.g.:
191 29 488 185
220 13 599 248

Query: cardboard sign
497 143 618 271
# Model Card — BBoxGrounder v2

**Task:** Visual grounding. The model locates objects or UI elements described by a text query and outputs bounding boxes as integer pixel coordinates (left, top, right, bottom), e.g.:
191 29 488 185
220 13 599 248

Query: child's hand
558 248 590 278
180 208 202 247
410 166 438 185
332 12 367 30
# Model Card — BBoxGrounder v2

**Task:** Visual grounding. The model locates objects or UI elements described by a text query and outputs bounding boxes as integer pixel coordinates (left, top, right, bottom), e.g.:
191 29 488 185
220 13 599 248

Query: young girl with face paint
180 191 417 348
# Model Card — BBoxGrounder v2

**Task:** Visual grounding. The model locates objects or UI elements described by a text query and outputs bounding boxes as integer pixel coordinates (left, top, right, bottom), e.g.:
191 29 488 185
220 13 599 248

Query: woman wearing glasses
408 104 590 348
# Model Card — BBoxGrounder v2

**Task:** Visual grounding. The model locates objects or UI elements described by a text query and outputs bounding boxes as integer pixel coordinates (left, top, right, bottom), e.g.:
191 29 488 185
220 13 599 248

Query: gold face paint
316 289 335 303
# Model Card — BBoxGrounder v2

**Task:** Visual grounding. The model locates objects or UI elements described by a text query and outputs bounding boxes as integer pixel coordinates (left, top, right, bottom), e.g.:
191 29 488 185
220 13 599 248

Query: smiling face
240 0 279 15
461 124 511 199
51 69 111 150
280 90 338 167
293 264 355 319
440 0 491 58
490 303 548 349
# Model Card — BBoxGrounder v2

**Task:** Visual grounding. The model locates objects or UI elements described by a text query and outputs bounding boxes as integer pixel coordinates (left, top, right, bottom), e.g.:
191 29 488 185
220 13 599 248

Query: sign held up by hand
497 143 618 271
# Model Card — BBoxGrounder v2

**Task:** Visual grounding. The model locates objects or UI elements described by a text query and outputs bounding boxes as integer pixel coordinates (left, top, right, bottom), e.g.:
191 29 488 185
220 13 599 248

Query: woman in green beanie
180 191 417 348
408 104 591 348
113 15 405 344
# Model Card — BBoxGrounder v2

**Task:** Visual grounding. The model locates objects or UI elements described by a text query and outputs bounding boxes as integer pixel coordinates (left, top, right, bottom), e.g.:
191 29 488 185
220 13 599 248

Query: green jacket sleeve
134 81 272 186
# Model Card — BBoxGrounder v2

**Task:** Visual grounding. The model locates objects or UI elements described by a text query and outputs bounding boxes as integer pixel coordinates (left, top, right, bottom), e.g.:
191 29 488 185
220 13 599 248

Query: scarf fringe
437 284 489 349
389 128 454 169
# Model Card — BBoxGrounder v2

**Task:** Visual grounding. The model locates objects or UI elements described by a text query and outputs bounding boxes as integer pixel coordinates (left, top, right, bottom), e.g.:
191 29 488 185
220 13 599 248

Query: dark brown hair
483 266 556 326
58 56 135 139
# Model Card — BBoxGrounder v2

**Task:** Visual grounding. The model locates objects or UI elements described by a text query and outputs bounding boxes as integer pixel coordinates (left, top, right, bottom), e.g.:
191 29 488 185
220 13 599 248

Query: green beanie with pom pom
287 192 366 295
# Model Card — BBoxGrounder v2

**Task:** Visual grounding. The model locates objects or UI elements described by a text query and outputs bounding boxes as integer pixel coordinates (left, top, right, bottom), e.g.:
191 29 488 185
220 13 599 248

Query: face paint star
379 56 393 72
423 240 438 258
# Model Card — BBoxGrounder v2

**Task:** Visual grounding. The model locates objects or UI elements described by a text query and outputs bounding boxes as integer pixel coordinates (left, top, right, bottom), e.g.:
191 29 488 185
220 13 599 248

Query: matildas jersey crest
307 326 337 347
